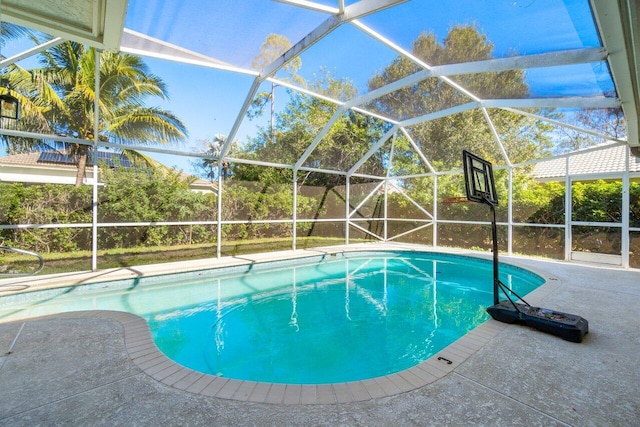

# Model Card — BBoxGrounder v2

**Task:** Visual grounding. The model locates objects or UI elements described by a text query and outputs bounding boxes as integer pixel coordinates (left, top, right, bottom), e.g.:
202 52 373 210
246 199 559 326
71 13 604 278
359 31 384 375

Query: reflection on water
0 252 543 383
147 254 543 384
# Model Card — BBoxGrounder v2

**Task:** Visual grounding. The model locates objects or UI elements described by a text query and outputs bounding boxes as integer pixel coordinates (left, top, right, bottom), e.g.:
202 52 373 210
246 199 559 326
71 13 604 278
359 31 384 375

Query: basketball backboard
462 150 498 206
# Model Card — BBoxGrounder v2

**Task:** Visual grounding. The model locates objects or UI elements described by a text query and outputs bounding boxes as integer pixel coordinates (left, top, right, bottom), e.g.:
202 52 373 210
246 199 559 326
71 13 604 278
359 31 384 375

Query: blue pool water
0 251 544 384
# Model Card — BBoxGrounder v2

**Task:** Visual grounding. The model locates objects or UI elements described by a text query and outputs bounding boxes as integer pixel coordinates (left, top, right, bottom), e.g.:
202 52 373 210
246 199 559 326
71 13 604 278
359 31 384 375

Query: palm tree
6 40 187 186
1 23 35 131
249 34 303 145
1 22 31 48
200 134 224 182
194 134 235 182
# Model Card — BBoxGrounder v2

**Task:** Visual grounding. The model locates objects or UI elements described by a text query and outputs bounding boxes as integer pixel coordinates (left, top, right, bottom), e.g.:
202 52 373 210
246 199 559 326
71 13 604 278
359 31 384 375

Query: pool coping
0 243 562 404
43 309 511 405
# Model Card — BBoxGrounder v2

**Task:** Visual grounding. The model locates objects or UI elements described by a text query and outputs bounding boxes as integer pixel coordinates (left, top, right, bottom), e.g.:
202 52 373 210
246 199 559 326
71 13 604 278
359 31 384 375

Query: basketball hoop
441 196 470 204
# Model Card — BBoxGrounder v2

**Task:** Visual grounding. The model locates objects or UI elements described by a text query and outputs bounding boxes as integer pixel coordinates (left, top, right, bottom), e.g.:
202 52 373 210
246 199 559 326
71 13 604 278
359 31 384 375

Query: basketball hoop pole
462 149 501 305
463 150 588 342
487 198 500 305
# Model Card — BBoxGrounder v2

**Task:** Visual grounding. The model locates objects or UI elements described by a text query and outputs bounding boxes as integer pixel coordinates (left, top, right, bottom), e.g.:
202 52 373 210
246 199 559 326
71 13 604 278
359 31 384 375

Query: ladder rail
0 245 45 277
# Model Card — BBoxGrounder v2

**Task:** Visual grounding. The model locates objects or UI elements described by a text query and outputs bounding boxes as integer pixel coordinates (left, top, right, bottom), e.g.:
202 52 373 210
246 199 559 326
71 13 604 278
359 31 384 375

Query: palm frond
0 22 33 47
4 39 188 177
119 148 168 170
106 107 188 145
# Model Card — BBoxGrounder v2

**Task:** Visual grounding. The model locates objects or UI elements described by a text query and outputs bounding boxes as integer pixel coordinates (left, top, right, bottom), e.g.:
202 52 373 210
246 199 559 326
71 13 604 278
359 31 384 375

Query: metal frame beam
261 0 406 80
0 37 64 67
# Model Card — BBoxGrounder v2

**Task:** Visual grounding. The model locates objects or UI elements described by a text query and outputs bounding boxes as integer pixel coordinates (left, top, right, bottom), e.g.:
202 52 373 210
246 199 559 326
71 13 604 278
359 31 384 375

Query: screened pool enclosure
0 0 639 274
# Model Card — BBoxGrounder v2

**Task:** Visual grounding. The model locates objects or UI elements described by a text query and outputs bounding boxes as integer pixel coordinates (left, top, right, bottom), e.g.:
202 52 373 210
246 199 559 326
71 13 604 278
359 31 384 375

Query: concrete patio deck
0 249 638 426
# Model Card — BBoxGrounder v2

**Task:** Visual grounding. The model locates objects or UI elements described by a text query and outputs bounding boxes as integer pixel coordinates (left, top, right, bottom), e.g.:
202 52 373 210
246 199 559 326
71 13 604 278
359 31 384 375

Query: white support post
507 166 513 255
433 174 438 247
622 148 630 268
216 161 223 259
564 156 572 261
292 169 297 251
91 163 99 271
91 49 100 271
383 177 388 241
345 176 350 245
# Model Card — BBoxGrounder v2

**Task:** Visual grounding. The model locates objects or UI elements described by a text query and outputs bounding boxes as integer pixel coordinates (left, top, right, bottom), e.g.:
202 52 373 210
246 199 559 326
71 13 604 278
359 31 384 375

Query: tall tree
5 40 187 186
191 134 233 182
368 25 546 168
248 34 304 144
0 23 47 142
236 70 387 187
552 108 626 153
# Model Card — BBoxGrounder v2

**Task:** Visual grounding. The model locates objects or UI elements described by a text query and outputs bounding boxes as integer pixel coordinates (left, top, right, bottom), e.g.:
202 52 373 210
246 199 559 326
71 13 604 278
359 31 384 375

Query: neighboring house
531 141 640 266
533 142 640 182
0 151 216 194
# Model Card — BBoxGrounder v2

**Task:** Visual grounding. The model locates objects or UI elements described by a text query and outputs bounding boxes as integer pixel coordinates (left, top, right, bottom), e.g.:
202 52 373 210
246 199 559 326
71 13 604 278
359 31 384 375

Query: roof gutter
591 0 640 149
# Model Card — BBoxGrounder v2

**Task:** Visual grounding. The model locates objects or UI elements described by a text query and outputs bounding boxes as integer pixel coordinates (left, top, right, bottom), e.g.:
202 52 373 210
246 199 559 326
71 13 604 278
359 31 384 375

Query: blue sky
125 0 608 173
2 0 612 174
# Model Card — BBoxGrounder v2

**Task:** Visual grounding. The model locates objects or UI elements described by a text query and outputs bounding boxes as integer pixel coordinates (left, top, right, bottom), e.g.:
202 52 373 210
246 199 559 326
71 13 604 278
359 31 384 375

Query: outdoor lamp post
0 93 20 120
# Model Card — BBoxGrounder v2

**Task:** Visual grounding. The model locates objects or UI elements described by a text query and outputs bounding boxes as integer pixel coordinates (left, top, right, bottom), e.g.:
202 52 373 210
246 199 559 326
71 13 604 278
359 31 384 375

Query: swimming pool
0 250 544 384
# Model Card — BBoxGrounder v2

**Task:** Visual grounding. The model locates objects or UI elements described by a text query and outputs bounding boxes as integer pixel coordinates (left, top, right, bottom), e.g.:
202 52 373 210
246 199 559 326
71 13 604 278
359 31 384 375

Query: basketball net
440 196 471 204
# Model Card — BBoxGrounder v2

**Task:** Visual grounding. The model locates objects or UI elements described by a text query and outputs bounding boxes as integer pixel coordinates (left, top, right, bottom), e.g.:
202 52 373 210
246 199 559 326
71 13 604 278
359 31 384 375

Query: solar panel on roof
94 151 133 168
38 152 76 165
37 151 133 168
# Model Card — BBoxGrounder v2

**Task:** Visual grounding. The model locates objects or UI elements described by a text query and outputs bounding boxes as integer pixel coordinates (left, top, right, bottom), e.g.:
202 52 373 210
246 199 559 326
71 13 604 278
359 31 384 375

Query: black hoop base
487 301 589 343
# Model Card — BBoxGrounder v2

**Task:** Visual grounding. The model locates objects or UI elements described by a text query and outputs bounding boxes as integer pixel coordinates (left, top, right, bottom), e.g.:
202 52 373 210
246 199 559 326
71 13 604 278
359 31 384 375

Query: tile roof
532 142 640 180
0 152 63 167
0 151 213 188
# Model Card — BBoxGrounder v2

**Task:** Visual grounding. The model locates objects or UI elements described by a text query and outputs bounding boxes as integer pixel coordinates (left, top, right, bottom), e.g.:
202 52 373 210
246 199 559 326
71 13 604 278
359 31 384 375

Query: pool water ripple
145 252 543 384
0 251 544 385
